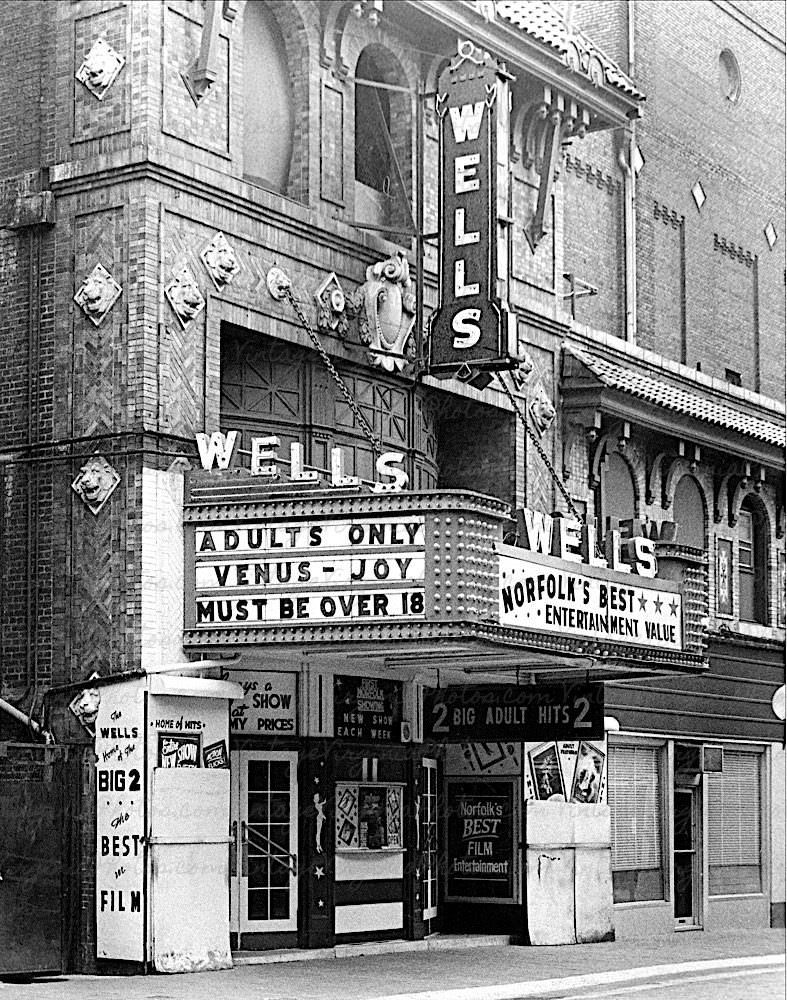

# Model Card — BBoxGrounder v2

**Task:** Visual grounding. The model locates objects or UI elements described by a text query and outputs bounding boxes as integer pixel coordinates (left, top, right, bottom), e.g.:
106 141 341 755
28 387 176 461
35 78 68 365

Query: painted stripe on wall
334 878 403 907
335 850 404 881
334 901 403 935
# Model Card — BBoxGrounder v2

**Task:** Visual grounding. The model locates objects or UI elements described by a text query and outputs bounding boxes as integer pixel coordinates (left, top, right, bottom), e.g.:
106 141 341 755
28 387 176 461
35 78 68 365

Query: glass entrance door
230 751 298 936
674 785 701 927
421 758 439 922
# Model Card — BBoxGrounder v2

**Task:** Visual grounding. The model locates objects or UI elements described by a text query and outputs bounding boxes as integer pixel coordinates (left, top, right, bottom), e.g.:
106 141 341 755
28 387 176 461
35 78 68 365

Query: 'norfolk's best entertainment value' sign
190 516 426 628
498 509 683 651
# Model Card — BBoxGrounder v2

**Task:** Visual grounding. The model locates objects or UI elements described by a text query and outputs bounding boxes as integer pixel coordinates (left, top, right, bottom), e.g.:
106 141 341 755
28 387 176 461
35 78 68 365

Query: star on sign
653 596 664 614
314 866 325 879
669 599 678 616
638 594 648 612
317 899 324 908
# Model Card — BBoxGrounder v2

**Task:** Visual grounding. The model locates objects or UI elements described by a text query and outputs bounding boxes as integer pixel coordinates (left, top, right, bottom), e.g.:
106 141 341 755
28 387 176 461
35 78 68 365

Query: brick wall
632 0 785 396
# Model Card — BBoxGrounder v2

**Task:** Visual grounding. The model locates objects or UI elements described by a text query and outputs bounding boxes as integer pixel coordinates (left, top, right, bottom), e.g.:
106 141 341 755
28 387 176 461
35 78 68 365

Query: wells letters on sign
428 41 516 376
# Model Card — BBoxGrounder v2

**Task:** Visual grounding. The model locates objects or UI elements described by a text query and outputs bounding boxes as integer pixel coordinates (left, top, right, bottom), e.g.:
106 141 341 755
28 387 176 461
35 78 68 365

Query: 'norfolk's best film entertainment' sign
190 516 426 628
428 41 516 375
498 509 683 651
446 779 515 902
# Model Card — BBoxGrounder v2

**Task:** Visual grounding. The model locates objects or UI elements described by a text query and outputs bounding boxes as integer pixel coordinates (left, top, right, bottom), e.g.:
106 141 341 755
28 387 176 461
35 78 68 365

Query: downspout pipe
618 135 637 344
0 696 53 743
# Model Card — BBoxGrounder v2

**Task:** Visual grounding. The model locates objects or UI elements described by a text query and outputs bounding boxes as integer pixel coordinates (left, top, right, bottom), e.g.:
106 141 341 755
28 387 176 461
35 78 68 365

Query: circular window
719 49 741 103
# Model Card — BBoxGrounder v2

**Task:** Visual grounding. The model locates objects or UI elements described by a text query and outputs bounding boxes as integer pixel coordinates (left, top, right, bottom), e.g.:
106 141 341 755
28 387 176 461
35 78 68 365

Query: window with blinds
707 750 762 895
608 743 665 902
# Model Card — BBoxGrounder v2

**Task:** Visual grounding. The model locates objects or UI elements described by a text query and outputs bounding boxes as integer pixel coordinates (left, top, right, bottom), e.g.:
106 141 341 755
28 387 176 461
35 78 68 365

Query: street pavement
0 928 783 1000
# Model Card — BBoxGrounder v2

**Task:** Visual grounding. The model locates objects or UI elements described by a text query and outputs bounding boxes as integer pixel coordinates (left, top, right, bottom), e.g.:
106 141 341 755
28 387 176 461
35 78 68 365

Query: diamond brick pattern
691 179 706 211
565 345 786 448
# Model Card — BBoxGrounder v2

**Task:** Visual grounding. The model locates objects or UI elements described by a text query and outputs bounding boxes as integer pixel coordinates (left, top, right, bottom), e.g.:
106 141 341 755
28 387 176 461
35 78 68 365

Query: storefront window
707 750 762 895
608 743 665 903
335 783 403 850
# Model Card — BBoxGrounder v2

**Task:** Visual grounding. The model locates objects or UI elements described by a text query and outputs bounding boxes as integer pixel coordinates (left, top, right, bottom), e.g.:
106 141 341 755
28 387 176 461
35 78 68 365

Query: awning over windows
561 342 786 470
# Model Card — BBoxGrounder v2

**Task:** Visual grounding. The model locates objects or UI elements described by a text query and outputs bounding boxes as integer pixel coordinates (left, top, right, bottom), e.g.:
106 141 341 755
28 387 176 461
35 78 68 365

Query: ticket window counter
334 781 406 938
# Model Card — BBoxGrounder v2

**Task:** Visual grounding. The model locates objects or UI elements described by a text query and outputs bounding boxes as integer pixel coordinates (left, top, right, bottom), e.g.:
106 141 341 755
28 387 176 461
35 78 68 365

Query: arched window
602 452 636 530
354 46 412 231
673 476 705 549
355 49 392 193
243 1 294 193
738 497 768 624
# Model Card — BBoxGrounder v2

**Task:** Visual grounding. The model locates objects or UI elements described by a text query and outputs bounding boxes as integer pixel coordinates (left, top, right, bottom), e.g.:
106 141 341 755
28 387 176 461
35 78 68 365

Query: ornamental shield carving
354 252 416 373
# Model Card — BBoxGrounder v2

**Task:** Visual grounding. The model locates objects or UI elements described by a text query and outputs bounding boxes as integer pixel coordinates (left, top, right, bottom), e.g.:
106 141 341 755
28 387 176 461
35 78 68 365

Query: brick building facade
0 0 783 975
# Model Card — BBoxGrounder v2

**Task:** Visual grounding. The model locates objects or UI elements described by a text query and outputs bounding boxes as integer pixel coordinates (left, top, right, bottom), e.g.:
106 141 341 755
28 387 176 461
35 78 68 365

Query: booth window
608 743 665 902
738 499 767 623
707 750 761 895
335 783 403 851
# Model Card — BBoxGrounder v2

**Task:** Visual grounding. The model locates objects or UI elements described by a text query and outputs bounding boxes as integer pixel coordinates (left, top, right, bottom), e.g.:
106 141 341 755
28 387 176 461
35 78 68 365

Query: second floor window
738 502 767 624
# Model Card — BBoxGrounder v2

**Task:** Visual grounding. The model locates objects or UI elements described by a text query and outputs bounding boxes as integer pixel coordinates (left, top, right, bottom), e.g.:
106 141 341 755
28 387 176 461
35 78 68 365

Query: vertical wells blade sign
428 41 516 377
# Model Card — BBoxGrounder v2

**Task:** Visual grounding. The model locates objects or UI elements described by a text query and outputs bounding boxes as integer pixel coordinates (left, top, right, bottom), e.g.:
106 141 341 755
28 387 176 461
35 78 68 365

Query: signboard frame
498 541 684 652
424 682 605 742
333 674 404 743
427 41 516 376
444 777 518 904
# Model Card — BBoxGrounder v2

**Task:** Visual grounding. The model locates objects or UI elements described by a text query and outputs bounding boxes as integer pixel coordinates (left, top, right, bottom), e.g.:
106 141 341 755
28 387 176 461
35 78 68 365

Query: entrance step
233 933 517 966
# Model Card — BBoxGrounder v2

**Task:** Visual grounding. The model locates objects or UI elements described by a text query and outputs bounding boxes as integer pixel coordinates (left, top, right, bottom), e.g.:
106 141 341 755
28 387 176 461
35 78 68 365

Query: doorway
673 784 702 928
421 758 439 925
230 751 298 941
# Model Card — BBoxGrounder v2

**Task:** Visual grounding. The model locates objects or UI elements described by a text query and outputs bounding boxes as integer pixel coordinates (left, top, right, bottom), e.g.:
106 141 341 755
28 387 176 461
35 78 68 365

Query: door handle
230 820 238 877
241 820 248 878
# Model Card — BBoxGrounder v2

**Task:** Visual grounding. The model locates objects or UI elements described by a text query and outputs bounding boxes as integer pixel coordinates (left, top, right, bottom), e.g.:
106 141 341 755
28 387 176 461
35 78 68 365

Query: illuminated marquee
497 509 683 651
190 516 426 629
428 40 517 376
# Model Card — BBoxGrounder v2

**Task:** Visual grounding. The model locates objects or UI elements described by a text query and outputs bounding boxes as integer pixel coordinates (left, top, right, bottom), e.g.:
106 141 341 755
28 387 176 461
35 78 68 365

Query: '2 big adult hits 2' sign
428 40 517 377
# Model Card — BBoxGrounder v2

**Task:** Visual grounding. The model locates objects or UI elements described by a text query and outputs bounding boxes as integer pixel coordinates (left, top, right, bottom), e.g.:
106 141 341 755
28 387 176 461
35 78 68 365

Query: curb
374 953 786 1000
233 934 516 966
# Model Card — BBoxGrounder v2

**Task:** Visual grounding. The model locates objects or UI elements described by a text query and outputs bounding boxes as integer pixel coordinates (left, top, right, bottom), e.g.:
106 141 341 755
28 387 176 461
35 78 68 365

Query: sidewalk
2 928 784 1000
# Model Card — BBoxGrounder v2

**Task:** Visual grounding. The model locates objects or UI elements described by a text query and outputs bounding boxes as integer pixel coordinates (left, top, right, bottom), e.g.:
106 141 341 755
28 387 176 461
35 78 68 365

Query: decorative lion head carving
165 266 206 328
200 232 240 291
73 264 122 326
75 38 125 100
314 272 349 339
71 455 120 514
69 683 101 736
529 385 557 435
352 252 417 373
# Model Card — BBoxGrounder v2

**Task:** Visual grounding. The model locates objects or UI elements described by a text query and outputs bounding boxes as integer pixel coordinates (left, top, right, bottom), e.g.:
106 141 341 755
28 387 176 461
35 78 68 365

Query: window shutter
609 745 662 871
707 751 760 866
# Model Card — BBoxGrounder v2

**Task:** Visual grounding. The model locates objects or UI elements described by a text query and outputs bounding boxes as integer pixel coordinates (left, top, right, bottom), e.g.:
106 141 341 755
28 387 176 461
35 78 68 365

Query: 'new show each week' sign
191 516 425 628
497 511 683 651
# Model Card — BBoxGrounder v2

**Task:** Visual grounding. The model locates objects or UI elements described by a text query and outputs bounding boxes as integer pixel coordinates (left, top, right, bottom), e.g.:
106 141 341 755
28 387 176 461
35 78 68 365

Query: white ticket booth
93 673 243 973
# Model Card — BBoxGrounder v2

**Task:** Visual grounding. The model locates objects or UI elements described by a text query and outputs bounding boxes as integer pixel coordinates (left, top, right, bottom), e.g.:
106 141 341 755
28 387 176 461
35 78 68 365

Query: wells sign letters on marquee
498 509 683 651
428 40 516 376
